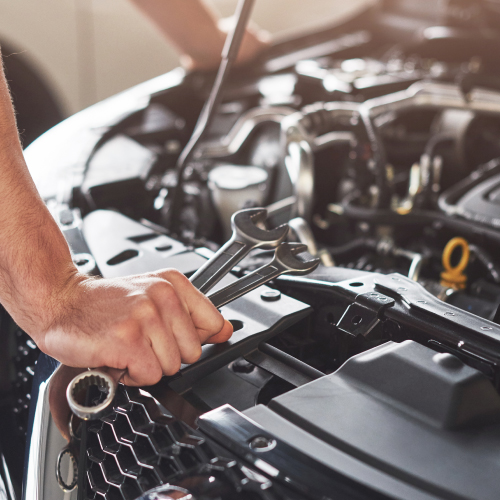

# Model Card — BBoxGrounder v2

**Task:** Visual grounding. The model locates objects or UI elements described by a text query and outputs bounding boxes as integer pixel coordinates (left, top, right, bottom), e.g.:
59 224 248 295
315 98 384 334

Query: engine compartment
62 5 500 328
48 0 500 375
10 1 500 499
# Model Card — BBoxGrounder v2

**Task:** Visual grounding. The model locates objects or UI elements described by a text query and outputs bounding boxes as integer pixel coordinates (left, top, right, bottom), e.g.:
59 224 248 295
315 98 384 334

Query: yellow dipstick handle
440 237 470 290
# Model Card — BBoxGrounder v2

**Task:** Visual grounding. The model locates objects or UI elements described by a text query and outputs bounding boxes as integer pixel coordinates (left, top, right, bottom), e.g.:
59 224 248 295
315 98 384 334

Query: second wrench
208 242 320 308
190 207 289 294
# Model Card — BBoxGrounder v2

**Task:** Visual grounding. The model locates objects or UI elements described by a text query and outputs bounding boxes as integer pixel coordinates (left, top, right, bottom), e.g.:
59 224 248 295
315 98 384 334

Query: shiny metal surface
281 106 357 222
66 369 118 421
24 379 50 500
277 81 500 221
0 450 16 500
288 217 318 256
208 242 320 309
136 485 193 500
197 103 357 223
196 107 296 159
190 208 289 294
55 446 77 493
285 140 315 220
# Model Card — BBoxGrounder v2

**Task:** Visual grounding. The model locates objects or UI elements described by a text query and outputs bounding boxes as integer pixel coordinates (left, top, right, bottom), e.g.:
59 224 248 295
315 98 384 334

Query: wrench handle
190 239 252 294
208 265 281 309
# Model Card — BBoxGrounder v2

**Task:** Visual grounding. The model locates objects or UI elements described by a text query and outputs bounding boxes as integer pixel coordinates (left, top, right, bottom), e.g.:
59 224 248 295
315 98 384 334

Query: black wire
169 0 256 235
327 238 377 257
340 200 500 246
359 107 390 208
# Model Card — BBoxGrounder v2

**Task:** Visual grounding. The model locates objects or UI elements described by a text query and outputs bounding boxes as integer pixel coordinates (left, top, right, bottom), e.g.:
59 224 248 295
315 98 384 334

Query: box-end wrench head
208 242 320 309
190 207 289 294
67 369 126 420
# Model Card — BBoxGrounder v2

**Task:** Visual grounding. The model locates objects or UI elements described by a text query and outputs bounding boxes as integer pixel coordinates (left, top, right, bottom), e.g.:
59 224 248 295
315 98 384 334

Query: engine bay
9 1 500 499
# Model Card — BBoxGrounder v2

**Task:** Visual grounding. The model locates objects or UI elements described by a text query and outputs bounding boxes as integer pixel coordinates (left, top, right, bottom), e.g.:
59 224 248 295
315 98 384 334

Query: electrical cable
340 200 500 246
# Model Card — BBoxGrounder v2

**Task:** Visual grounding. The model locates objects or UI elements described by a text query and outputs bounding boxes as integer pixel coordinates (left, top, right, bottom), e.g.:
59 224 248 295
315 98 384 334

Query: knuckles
162 354 182 376
131 296 159 322
111 318 142 345
147 279 178 303
162 268 187 284
139 361 164 386
182 344 203 365
91 271 207 383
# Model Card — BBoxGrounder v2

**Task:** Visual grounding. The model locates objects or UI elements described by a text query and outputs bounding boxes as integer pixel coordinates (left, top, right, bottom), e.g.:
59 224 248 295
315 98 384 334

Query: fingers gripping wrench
67 210 319 420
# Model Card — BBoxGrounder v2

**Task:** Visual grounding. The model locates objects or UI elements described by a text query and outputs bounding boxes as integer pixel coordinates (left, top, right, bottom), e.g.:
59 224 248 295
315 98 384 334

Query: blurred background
0 0 371 146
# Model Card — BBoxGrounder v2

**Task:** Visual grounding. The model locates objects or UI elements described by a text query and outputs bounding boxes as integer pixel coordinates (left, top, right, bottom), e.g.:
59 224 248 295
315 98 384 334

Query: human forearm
0 54 77 335
0 51 232 384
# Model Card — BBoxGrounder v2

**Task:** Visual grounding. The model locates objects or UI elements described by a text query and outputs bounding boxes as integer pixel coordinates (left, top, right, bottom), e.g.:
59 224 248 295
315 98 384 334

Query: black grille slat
83 385 294 499
120 477 142 500
115 446 142 478
87 462 109 495
155 456 180 482
123 403 153 434
131 435 158 467
98 423 120 454
101 455 125 486
84 385 208 499
136 467 161 492
111 413 136 444
149 426 174 455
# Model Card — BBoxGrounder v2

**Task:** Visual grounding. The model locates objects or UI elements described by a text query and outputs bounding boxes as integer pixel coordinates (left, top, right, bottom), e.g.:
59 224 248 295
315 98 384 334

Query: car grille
83 385 291 500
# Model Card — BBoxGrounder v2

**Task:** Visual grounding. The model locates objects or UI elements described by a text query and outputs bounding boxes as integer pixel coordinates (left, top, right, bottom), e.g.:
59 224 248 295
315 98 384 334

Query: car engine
4 1 500 499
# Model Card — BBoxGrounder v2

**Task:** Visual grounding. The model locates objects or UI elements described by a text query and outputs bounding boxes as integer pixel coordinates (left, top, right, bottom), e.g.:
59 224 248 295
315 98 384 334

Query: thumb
204 319 234 344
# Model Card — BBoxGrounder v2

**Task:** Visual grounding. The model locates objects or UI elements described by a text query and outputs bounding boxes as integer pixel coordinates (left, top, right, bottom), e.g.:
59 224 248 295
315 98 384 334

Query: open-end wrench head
275 242 321 275
231 208 289 248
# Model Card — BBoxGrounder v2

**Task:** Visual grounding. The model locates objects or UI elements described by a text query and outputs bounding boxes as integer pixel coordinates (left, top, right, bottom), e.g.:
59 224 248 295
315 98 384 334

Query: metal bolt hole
352 315 363 325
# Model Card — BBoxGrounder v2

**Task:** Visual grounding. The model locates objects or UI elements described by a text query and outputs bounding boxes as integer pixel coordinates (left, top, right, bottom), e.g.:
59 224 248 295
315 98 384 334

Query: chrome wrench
189 207 289 293
208 242 320 308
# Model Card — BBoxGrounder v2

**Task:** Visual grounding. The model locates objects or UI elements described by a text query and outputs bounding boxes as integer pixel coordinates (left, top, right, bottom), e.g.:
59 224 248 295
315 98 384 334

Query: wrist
26 268 88 353
0 211 83 342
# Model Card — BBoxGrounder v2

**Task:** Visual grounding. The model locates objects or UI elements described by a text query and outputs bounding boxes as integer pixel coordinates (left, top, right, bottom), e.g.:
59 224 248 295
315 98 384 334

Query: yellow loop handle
441 237 470 290
442 237 470 274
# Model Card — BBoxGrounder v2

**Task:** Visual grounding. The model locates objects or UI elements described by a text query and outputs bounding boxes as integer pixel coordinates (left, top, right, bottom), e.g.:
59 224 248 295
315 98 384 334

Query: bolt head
261 289 281 302
249 436 276 452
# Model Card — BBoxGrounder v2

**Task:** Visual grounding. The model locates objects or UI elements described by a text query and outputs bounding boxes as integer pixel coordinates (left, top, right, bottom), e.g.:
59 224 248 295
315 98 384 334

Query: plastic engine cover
255 341 500 500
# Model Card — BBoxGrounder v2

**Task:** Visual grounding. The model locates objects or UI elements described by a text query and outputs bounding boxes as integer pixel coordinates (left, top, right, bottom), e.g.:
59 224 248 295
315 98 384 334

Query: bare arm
130 0 271 70
0 52 232 385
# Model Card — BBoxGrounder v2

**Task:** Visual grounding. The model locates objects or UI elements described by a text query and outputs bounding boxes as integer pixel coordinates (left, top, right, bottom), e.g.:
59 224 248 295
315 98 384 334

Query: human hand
0 41 232 389
34 269 233 387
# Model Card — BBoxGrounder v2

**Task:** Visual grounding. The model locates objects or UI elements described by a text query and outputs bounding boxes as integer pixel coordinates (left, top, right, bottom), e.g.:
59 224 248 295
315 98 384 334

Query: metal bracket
337 291 394 338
